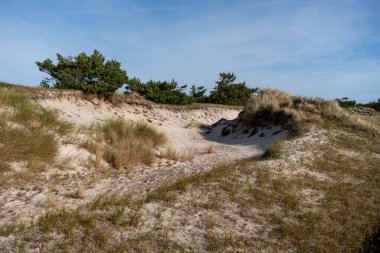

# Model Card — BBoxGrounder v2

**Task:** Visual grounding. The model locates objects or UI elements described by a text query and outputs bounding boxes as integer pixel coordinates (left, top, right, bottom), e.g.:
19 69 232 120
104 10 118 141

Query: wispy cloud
0 0 379 102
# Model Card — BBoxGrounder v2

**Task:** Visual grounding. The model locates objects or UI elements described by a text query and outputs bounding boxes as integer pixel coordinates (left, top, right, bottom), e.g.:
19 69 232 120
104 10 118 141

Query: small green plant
128 205 142 227
109 206 125 225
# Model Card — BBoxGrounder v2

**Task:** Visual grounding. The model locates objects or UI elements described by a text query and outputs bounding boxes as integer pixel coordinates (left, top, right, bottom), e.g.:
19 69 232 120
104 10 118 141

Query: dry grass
1 85 379 252
160 146 195 161
2 126 379 252
0 89 72 173
160 146 178 160
75 184 85 199
261 140 282 159
242 88 379 135
205 144 215 154
81 118 166 169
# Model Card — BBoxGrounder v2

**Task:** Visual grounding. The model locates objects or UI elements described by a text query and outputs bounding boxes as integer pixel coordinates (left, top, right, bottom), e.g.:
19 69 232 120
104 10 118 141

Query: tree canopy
208 72 258 105
190 85 207 103
36 50 128 97
125 78 194 105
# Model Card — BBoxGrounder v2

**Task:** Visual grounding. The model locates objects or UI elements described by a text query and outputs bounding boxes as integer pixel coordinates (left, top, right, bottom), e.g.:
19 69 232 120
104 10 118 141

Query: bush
125 78 194 105
190 85 207 103
36 50 128 97
208 72 258 105
335 97 356 108
359 98 380 112
335 97 379 112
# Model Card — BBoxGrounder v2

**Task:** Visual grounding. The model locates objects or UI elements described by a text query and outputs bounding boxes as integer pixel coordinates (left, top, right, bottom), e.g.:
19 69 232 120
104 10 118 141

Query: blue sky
0 0 379 102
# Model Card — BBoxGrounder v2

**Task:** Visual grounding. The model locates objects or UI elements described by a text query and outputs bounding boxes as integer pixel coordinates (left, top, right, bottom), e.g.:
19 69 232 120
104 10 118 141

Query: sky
0 0 379 102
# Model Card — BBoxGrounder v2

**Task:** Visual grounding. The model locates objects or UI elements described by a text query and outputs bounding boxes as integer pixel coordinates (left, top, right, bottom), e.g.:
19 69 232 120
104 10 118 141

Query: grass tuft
81 118 166 170
241 88 379 134
0 89 72 173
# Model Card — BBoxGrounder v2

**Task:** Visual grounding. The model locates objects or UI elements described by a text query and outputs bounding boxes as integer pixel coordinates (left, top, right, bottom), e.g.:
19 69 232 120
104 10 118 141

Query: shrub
36 50 128 97
359 98 380 112
190 85 207 103
125 77 194 105
335 97 380 112
335 97 357 108
208 72 258 105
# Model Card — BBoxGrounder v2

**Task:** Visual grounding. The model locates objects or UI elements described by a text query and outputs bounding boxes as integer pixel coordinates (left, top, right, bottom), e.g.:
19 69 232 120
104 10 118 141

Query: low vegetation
2 121 378 252
82 118 166 169
0 89 72 173
241 88 379 135
336 97 380 112
159 146 195 162
0 84 379 252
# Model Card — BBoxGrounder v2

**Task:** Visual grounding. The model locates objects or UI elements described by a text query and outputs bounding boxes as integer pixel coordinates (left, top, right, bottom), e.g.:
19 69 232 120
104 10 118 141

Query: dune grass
81 118 166 169
242 88 379 135
0 89 72 173
159 146 195 162
0 86 378 252
3 124 378 252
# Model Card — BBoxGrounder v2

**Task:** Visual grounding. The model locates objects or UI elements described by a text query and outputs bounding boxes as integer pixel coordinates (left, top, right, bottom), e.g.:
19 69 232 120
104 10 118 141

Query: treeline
336 98 380 112
125 72 258 105
36 50 378 108
36 50 257 105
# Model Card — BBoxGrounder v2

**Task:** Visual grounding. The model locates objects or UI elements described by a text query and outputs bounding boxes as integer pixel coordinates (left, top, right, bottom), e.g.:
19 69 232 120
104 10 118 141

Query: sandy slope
0 95 287 225
38 95 286 155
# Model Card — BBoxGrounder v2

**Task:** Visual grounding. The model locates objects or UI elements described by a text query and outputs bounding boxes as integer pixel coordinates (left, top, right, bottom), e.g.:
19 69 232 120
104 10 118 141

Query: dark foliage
125 77 194 105
336 97 380 112
36 50 128 97
190 85 207 103
208 72 258 105
362 99 380 112
335 97 357 108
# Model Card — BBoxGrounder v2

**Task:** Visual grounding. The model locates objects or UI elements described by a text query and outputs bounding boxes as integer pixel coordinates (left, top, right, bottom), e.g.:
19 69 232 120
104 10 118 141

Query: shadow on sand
199 118 288 150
